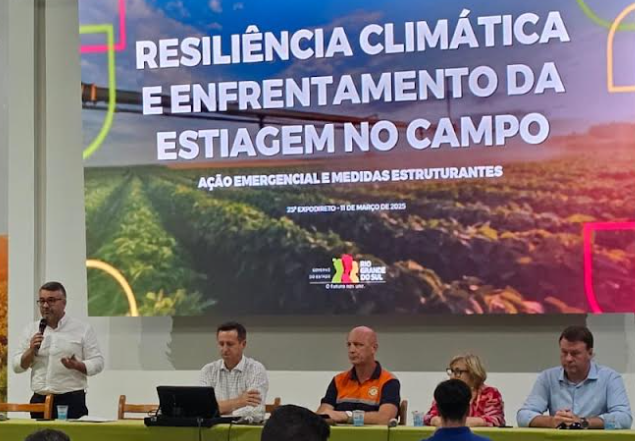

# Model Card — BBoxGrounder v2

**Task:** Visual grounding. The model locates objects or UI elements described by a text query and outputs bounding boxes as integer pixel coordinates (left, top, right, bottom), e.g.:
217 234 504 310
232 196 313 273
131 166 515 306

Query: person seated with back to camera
425 353 505 427
24 429 70 441
421 379 493 441
261 405 330 441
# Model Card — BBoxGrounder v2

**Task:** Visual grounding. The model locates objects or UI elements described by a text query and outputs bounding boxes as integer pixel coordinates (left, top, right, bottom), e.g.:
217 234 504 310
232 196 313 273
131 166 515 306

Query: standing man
517 325 632 429
12 281 104 419
420 380 492 441
199 322 269 422
316 326 400 425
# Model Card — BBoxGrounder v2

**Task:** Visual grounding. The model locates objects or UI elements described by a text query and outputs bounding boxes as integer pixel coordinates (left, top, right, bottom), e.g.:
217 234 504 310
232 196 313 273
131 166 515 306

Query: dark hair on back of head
25 429 71 441
39 281 66 297
216 321 247 341
559 325 594 349
434 379 472 423
261 405 330 441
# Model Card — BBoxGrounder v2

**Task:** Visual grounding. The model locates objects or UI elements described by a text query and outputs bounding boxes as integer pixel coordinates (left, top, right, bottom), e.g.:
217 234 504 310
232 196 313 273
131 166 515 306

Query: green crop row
87 177 208 316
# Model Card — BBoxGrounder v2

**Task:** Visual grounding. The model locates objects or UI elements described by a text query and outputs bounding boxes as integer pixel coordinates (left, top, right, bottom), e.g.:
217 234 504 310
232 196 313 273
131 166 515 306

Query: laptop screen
157 386 220 419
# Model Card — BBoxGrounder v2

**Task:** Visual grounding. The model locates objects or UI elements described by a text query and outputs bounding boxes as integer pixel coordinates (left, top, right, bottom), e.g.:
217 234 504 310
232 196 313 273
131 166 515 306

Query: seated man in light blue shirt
517 325 632 429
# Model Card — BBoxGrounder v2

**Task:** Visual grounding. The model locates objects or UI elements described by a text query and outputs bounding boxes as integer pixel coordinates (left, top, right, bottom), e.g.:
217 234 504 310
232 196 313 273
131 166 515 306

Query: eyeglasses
446 368 470 377
36 297 63 306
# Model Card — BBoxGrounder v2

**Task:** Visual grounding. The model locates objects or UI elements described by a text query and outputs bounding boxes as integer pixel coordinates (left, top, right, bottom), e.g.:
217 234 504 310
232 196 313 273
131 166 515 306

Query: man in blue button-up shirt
517 325 632 429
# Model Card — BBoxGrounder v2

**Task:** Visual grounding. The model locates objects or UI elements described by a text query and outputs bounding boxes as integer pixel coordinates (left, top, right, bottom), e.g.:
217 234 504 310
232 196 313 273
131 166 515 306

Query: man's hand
29 333 44 351
553 409 580 427
429 416 442 427
20 333 44 369
61 354 85 373
238 390 262 408
320 409 348 424
218 390 262 415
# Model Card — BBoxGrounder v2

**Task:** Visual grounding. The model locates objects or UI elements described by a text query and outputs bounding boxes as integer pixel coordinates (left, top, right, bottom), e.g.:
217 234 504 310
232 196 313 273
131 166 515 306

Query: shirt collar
350 361 382 382
559 362 598 383
221 355 246 372
587 362 599 380
49 313 68 330
435 427 471 436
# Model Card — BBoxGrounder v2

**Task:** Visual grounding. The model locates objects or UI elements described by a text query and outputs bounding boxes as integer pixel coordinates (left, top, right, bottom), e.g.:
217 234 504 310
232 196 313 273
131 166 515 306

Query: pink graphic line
80 0 127 54
583 221 635 314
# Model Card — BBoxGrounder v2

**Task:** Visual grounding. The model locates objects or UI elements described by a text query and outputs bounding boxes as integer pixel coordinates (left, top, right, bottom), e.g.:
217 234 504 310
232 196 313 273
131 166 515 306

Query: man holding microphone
12 281 104 419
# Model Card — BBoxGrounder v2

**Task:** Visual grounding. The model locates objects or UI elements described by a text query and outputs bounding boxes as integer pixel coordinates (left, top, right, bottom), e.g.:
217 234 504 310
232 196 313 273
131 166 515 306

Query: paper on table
70 415 115 423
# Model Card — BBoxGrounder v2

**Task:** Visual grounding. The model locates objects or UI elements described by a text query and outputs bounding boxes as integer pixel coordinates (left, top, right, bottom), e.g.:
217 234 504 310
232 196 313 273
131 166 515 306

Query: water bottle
605 414 618 430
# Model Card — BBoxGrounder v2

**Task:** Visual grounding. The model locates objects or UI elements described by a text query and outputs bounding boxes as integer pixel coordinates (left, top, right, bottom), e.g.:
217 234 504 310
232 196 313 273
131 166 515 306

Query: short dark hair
25 429 71 441
434 379 471 423
216 321 247 341
559 325 594 349
39 281 66 298
261 405 330 441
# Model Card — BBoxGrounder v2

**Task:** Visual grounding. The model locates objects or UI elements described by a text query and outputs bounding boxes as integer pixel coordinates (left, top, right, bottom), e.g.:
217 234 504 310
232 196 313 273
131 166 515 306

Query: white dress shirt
199 355 268 421
12 315 104 394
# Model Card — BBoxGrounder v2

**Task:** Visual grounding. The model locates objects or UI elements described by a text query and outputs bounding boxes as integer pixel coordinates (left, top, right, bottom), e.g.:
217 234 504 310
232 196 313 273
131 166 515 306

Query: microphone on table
387 418 399 441
34 318 47 354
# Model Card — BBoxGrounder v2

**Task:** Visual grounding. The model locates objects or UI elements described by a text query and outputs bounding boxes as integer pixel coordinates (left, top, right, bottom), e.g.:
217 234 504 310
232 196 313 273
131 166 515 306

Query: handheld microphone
34 318 47 354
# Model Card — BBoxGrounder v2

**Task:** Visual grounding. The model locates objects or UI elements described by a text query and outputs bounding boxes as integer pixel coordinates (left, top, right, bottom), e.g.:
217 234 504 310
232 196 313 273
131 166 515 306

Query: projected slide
79 0 635 316
1 0 9 400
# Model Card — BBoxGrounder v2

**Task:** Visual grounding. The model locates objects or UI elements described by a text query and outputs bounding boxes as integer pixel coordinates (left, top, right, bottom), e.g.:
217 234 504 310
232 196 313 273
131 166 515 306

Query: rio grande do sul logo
331 254 360 283
308 254 386 289
331 254 386 285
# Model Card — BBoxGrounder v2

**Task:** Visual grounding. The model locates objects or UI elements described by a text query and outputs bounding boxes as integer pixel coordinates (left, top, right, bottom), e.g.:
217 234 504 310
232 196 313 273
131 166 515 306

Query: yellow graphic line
80 25 117 159
607 3 635 93
86 259 139 316
577 0 635 31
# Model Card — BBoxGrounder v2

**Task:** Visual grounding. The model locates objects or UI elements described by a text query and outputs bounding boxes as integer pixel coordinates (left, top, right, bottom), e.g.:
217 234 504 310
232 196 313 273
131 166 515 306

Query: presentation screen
79 0 635 316
0 0 8 400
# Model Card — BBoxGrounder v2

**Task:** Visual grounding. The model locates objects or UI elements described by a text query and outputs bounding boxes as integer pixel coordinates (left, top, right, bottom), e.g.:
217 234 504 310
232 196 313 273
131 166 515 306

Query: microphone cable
227 420 235 441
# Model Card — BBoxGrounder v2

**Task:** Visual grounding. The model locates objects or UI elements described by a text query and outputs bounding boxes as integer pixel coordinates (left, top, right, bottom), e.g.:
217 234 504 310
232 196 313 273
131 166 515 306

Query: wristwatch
580 417 589 429
345 411 353 423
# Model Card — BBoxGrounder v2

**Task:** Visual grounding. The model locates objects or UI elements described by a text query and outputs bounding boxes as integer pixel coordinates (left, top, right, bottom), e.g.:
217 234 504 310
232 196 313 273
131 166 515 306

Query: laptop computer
144 386 240 427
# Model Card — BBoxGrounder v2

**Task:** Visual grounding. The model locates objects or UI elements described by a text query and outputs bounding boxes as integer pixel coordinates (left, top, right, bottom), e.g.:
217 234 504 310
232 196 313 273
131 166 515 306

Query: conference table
1 420 634 441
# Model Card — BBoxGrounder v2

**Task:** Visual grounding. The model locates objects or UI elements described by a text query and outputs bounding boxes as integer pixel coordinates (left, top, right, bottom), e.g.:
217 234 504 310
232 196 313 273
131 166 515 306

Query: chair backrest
117 395 159 420
265 397 281 413
0 395 53 420
398 399 408 426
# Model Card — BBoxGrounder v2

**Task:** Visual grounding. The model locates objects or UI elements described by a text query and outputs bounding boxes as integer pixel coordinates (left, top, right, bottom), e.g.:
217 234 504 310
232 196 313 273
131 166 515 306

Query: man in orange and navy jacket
316 326 401 425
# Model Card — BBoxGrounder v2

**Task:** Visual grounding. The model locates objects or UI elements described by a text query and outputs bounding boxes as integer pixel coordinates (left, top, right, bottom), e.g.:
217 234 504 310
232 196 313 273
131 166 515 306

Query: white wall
5 0 635 426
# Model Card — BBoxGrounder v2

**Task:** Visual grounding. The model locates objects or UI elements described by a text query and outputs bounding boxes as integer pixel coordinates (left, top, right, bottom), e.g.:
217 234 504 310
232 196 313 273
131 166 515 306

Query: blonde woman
424 353 505 427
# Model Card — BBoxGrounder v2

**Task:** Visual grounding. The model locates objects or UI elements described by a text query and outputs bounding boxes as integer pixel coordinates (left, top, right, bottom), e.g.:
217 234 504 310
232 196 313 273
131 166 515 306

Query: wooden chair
398 399 408 425
0 395 54 419
117 395 158 420
117 394 280 419
265 397 281 413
